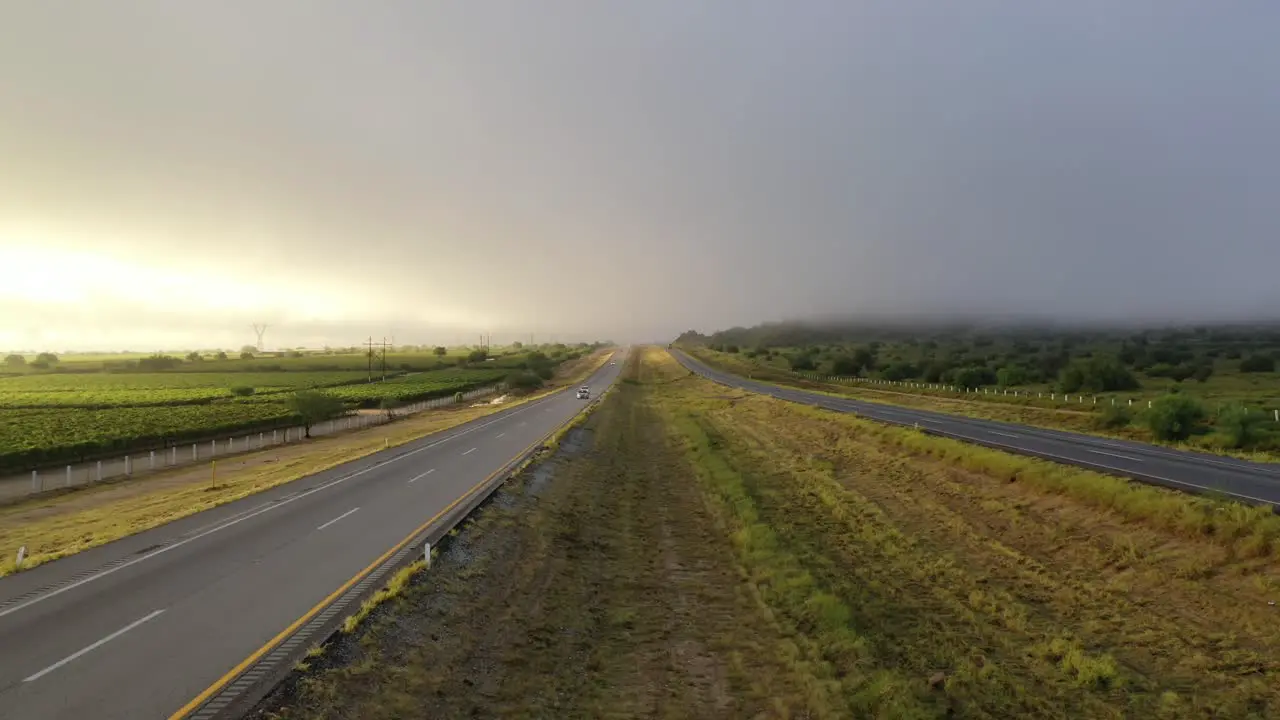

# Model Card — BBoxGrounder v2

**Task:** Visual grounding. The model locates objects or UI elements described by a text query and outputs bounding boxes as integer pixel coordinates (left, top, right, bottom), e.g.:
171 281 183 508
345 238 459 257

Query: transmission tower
252 323 268 352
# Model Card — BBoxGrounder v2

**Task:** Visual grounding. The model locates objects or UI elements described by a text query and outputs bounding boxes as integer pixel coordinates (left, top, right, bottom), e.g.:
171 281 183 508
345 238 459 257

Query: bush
1143 394 1206 441
789 354 816 372
1240 355 1275 373
830 356 862 377
996 366 1027 387
1060 357 1140 393
229 386 255 397
505 370 544 391
1216 403 1266 449
1096 405 1133 430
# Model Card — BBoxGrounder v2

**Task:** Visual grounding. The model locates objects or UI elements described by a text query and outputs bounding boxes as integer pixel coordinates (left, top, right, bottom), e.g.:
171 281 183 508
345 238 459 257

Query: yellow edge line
167 391 585 720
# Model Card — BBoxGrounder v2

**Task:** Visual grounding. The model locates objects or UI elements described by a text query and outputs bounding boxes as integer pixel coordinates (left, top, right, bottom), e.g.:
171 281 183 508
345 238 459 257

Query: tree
830 356 862 377
3 354 24 367
137 354 182 371
241 345 258 355
1143 394 1206 441
788 353 816 372
433 346 448 356
505 370 544 392
1060 357 1139 393
380 396 403 419
286 390 345 438
215 351 228 361
467 349 489 363
511 341 523 349
186 351 202 362
1217 403 1266 449
35 352 57 365
240 351 255 360
1240 355 1275 373
996 366 1028 387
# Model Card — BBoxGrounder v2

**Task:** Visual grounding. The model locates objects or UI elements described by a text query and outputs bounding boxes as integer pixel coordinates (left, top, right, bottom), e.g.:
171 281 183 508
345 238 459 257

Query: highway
671 349 1280 506
0 351 625 720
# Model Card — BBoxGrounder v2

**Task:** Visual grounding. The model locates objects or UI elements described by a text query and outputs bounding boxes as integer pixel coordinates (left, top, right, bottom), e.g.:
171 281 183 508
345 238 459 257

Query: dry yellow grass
648 347 1280 717
0 349 614 576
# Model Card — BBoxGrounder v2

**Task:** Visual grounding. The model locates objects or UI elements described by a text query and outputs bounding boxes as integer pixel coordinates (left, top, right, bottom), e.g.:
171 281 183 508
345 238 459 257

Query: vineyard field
0 345 602 472
0 403 296 470
325 369 510 406
0 371 375 409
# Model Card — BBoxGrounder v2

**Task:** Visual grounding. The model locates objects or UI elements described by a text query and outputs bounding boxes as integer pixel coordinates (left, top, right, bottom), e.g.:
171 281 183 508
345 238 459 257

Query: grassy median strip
251 347 1280 719
0 350 614 577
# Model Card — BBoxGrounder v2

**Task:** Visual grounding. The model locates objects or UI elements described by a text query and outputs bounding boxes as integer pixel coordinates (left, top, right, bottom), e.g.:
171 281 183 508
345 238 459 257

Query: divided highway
672 349 1280 506
0 351 625 720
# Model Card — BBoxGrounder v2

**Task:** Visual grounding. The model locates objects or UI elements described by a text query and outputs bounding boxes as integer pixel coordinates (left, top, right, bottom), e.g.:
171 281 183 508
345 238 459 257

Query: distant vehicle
576 386 590 399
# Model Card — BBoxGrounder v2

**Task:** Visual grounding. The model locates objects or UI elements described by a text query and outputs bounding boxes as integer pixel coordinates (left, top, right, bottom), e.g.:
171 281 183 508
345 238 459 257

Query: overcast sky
2 2 1278 351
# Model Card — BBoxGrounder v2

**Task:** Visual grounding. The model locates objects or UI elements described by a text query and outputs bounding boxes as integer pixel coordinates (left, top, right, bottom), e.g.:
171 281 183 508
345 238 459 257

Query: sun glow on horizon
0 237 497 350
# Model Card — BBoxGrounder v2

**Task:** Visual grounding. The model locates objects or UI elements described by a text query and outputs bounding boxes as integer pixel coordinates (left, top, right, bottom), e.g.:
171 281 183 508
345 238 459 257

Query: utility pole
366 336 375 382
380 337 388 381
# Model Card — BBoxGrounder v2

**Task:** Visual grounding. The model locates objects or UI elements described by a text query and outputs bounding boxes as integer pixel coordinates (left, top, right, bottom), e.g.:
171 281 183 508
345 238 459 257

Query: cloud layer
2 2 1277 349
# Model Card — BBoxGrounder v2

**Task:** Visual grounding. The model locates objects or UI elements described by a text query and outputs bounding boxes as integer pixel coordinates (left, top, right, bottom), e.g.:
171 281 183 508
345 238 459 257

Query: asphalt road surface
671 349 1280 506
0 352 625 720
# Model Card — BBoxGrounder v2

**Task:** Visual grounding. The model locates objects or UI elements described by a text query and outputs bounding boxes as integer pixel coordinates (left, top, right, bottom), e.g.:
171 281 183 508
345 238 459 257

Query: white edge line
496 432 505 438
461 447 477 456
24 609 166 682
316 507 360 531
0 384 582 621
1085 449 1144 462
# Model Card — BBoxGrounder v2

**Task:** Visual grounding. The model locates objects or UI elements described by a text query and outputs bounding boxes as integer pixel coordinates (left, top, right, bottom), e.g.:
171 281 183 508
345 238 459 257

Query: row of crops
0 367 515 472
0 404 298 471
0 371 377 408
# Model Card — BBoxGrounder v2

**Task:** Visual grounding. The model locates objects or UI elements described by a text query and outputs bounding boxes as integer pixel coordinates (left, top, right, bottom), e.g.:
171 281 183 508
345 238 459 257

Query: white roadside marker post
423 542 431 568
16 546 26 569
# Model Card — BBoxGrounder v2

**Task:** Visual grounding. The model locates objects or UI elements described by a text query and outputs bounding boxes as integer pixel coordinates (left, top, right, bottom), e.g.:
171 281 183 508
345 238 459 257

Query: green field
0 371 374 408
0 344 603 472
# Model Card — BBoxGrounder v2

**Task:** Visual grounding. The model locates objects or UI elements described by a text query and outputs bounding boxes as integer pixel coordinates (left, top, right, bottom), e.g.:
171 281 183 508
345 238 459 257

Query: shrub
1240 355 1275 373
1096 405 1133 430
1216 403 1266 449
996 366 1028 387
505 370 544 392
789 353 816 372
1143 394 1206 441
1060 357 1139 393
229 386 255 397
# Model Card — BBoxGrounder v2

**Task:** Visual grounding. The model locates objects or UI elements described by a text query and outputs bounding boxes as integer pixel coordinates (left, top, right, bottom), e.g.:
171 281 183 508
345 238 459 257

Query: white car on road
576 386 590 399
